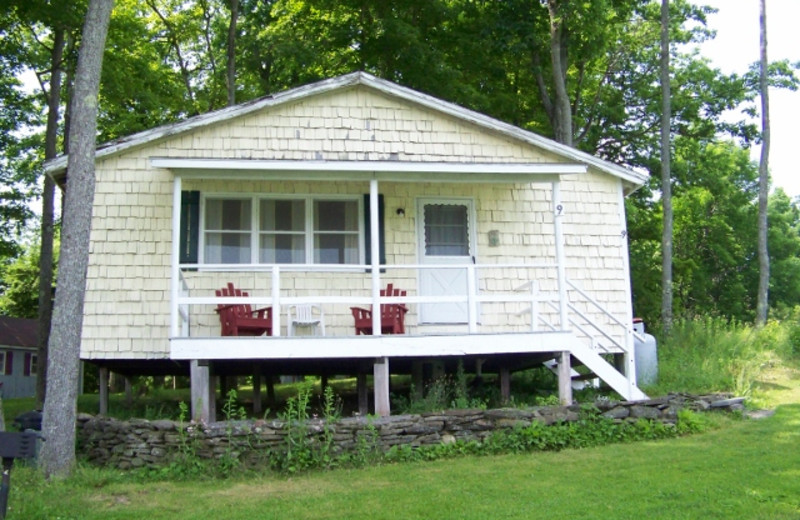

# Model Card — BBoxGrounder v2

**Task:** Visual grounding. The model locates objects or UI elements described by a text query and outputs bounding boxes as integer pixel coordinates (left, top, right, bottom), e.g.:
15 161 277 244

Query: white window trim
0 351 5 376
28 353 37 377
199 193 364 265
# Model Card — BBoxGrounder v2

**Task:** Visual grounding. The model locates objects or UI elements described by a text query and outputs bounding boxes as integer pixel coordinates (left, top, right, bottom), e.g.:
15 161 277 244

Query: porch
162 161 645 421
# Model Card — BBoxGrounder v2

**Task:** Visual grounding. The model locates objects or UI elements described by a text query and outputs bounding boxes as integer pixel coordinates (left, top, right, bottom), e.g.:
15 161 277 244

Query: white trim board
170 331 578 360
151 158 583 184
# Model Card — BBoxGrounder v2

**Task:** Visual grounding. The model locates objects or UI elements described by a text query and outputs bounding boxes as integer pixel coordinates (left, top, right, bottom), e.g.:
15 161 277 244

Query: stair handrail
564 279 645 352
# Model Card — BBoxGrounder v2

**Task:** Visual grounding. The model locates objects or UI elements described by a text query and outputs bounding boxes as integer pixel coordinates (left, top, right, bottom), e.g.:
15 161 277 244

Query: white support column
553 180 568 330
370 178 381 336
271 265 281 336
170 176 182 337
617 184 638 393
373 356 390 416
530 281 539 332
557 350 573 405
467 264 478 333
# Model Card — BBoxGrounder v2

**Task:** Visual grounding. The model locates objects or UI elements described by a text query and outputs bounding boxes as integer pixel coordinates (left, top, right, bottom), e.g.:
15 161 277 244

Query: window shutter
180 191 200 264
5 351 12 375
363 193 386 266
24 352 31 376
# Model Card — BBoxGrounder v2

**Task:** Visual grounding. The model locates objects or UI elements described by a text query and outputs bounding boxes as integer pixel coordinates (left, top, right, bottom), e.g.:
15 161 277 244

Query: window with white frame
0 351 6 375
203 196 361 264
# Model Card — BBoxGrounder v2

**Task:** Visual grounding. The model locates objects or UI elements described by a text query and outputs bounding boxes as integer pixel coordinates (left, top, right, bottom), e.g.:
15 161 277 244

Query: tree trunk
36 26 66 408
39 0 113 479
226 0 239 107
546 0 573 146
756 0 770 326
660 0 673 333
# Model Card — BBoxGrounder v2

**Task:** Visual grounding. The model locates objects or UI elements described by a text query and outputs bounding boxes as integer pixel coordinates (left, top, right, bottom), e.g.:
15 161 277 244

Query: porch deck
170 330 578 361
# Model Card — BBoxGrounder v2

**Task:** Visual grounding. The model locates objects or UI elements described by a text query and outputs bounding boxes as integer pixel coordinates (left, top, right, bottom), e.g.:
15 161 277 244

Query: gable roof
43 71 647 189
0 316 37 349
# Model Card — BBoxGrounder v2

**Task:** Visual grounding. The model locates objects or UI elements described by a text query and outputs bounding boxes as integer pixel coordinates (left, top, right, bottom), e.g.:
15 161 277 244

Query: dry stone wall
76 394 744 470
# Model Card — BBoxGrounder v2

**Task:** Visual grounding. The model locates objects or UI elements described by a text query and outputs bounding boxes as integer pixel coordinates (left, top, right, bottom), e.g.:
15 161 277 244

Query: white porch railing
171 263 631 353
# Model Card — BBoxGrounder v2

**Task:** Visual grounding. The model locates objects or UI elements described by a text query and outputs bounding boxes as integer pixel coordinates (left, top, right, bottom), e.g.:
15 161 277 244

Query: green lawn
7 400 800 519
4 349 799 520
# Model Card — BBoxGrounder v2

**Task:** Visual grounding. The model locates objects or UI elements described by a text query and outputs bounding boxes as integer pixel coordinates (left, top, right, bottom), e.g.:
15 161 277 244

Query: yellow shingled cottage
45 72 649 422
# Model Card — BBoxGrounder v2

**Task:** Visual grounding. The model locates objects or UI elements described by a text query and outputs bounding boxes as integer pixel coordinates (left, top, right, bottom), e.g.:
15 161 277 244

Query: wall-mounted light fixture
396 208 405 217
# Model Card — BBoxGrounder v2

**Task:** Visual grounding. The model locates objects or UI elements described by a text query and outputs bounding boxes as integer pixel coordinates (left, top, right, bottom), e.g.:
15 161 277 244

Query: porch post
552 180 568 330
98 367 109 415
170 176 182 337
271 266 281 336
190 360 215 422
467 264 478 333
373 357 390 417
369 178 381 335
617 186 638 394
557 350 573 405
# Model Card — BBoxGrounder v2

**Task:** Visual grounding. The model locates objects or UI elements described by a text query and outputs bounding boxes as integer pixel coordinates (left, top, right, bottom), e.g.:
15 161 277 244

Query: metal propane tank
633 318 658 386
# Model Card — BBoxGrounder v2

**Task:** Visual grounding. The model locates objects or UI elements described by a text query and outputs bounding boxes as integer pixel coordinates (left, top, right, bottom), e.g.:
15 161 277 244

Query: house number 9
555 204 564 215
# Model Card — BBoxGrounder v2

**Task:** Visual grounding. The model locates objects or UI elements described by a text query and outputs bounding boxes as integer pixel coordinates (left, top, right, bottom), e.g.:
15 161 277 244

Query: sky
692 0 800 197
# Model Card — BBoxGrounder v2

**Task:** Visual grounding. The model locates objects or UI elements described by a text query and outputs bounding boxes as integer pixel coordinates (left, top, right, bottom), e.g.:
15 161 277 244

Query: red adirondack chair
215 283 273 336
350 283 409 335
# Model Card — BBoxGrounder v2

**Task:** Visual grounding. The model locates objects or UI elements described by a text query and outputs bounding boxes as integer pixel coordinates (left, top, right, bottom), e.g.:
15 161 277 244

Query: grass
3 318 800 518
6 398 800 519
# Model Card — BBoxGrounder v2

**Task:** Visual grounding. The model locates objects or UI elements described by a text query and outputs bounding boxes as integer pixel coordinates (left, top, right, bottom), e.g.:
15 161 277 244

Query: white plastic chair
287 304 325 336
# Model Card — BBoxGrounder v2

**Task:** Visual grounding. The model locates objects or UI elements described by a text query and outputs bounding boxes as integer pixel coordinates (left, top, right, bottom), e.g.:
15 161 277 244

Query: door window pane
424 204 469 256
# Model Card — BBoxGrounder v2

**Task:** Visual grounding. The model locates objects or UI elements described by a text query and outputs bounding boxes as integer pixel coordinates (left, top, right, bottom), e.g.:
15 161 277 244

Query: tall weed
649 317 788 397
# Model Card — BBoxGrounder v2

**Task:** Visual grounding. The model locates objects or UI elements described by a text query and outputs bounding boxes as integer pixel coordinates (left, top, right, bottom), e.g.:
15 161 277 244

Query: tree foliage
1 0 799 333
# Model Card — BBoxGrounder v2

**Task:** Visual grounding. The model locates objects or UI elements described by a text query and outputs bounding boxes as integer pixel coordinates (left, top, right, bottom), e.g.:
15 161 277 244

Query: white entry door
418 198 476 324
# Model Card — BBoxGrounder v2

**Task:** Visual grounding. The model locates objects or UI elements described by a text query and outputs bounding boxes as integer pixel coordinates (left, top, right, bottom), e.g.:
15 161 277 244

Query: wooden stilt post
98 367 109 416
411 361 424 400
266 376 275 406
357 371 369 415
374 357 390 417
558 350 573 405
209 373 218 421
220 376 230 402
252 365 262 416
190 360 215 422
124 377 132 407
500 366 510 405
